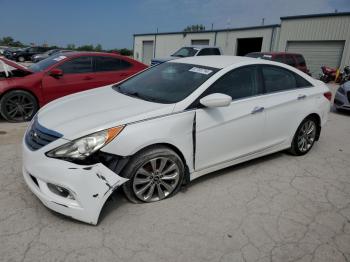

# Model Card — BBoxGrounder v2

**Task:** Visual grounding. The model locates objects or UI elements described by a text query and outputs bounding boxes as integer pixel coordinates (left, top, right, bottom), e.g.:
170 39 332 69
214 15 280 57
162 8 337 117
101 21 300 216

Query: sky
0 0 349 49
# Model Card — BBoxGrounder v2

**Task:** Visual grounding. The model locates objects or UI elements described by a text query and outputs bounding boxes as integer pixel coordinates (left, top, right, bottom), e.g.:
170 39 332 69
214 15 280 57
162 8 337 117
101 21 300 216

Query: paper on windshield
189 67 213 75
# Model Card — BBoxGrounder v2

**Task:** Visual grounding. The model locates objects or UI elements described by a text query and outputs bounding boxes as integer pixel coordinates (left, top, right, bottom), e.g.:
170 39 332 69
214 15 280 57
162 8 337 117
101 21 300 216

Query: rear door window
58 56 93 74
262 65 312 93
94 56 132 72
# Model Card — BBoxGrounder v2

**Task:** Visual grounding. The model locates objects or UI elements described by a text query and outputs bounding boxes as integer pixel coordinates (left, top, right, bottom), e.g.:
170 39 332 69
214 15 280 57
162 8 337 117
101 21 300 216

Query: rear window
295 55 306 66
285 55 296 66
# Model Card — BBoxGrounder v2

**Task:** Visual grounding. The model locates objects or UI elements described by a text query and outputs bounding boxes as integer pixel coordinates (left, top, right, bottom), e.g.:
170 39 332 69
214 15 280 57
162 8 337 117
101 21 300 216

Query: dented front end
22 136 129 225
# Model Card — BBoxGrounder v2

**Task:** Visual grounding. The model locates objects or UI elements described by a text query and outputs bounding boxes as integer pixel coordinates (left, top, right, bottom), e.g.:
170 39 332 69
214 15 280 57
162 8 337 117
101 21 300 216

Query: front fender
101 110 196 172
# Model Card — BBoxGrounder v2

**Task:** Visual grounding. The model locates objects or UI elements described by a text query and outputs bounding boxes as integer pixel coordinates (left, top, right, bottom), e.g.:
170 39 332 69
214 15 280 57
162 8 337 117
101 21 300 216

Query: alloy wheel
132 157 180 202
297 120 316 153
4 94 35 121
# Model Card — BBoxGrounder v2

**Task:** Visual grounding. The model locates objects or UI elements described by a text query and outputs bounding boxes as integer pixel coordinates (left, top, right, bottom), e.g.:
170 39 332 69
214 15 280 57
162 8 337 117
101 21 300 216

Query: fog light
47 183 75 200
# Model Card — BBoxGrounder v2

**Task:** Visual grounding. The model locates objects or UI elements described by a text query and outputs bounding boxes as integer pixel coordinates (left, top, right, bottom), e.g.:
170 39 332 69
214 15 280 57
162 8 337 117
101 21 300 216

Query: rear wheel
289 117 318 156
0 90 38 122
122 146 185 203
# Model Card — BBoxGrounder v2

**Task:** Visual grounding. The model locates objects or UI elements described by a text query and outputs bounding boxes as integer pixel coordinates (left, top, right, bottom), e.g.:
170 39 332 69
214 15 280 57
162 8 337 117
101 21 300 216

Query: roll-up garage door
286 41 344 77
142 41 154 65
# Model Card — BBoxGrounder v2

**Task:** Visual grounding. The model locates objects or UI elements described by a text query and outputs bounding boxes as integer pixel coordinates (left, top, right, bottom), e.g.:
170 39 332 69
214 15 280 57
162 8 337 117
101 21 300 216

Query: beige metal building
133 12 350 76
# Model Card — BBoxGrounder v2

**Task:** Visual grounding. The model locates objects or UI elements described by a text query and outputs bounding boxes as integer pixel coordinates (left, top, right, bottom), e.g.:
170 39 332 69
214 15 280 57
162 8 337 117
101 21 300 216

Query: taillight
323 91 332 101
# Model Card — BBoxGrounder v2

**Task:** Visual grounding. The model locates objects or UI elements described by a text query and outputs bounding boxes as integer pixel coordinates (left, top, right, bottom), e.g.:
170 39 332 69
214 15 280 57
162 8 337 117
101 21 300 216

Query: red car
0 52 147 122
246 52 310 75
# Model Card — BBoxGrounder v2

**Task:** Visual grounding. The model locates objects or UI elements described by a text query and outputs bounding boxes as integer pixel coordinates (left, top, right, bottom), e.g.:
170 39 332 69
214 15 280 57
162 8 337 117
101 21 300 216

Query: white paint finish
22 136 128 225
195 96 266 170
287 41 345 76
279 16 350 68
23 56 330 223
199 93 232 108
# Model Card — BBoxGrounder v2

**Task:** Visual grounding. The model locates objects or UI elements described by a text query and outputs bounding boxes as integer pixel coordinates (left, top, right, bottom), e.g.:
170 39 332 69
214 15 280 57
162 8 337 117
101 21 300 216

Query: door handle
297 94 307 100
251 106 264 114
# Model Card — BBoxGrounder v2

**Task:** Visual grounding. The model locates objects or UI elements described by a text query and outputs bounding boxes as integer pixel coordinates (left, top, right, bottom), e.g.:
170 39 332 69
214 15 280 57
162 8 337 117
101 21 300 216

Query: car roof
56 51 125 58
171 55 278 69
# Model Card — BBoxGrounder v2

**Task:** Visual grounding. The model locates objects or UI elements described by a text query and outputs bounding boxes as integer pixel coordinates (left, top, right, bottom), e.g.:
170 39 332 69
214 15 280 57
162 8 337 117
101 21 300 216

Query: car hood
0 57 32 73
37 85 175 140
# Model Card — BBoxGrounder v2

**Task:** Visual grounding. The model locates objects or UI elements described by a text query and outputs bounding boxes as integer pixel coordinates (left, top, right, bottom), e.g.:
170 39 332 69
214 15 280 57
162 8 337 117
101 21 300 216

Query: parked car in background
0 46 10 55
0 52 147 121
31 49 72 63
3 47 21 58
151 46 222 66
334 81 350 111
22 56 331 224
246 52 310 75
4 46 51 62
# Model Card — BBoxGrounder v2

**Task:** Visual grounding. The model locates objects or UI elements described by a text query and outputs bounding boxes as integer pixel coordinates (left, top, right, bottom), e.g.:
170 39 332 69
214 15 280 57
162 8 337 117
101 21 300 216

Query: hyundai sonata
22 56 331 224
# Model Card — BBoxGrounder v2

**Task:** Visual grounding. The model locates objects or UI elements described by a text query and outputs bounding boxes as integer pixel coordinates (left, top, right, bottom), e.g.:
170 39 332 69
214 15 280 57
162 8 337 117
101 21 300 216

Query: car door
41 56 97 103
93 56 135 86
258 65 315 148
195 65 266 171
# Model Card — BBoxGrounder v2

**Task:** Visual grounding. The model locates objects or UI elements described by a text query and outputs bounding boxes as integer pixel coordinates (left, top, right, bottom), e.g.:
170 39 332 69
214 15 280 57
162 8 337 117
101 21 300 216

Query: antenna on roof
261 18 265 25
334 9 338 13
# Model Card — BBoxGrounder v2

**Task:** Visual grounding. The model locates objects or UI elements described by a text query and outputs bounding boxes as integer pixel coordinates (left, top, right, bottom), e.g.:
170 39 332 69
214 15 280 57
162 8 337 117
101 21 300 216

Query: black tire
0 90 38 122
122 146 185 203
288 116 318 156
17 56 25 62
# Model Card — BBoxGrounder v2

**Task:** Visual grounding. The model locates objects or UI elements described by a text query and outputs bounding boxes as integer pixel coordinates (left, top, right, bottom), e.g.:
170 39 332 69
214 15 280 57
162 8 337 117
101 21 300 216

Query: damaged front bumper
22 138 128 225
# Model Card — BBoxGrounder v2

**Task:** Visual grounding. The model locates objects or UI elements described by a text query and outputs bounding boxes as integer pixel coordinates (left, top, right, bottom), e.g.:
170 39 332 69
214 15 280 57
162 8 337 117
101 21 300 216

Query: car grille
25 118 63 151
347 91 350 103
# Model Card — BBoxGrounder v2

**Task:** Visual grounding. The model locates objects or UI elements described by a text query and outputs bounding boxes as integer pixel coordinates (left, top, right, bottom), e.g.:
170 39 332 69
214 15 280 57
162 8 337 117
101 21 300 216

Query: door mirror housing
49 68 63 78
200 93 232 108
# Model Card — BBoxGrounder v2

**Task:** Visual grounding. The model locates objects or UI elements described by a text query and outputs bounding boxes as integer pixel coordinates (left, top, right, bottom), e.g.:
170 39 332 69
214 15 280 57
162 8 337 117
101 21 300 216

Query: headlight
338 86 345 95
46 126 124 160
12 52 16 55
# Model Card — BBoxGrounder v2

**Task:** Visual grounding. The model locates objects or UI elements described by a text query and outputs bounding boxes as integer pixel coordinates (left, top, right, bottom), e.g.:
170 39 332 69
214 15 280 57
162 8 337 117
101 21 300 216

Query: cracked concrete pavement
0 86 350 262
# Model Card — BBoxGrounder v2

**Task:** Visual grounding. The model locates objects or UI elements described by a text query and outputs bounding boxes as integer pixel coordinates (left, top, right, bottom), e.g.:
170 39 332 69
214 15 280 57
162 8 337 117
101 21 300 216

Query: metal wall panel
279 16 350 68
287 41 345 76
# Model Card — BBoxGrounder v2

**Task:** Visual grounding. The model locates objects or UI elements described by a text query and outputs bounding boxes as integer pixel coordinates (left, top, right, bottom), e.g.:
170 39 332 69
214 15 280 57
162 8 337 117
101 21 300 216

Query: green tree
66 43 76 50
76 44 94 51
95 44 103 52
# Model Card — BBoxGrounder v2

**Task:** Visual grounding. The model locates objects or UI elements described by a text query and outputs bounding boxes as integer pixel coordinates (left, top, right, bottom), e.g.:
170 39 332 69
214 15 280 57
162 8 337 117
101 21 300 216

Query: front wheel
289 117 318 156
122 146 185 203
0 90 38 122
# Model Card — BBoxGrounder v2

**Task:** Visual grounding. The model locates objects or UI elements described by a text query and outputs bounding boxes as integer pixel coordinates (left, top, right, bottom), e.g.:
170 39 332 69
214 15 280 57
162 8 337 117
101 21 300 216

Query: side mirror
49 68 63 78
200 93 232 108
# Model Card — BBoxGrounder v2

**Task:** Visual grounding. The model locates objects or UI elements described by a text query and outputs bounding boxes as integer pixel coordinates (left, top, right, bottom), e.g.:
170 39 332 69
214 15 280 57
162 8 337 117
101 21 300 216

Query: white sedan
22 56 331 224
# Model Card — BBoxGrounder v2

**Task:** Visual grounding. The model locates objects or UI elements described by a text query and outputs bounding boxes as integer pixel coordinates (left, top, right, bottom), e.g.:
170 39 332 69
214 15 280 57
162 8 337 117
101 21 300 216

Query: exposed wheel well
132 143 190 185
305 113 321 141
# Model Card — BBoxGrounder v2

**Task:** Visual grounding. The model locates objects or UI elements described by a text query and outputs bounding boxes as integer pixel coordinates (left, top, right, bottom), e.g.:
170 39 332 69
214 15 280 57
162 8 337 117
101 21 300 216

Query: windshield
29 53 68 72
114 62 218 104
171 47 199 57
